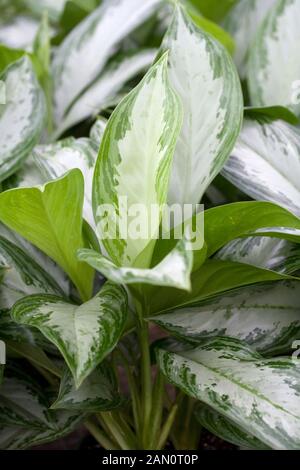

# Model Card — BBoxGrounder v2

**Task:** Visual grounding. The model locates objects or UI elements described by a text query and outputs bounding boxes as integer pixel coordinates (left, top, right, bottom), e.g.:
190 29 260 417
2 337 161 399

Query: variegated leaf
0 363 83 450
188 8 235 55
156 336 300 449
0 232 62 358
195 405 269 449
51 363 123 411
0 223 70 296
0 235 63 310
6 341 61 376
52 0 162 126
0 16 40 49
78 235 193 291
151 280 300 355
216 236 300 274
89 117 107 146
93 53 182 268
11 282 128 387
0 170 94 301
223 0 276 78
23 0 67 22
33 138 98 228
57 49 156 136
0 57 45 182
222 118 300 216
3 155 44 190
0 310 58 357
163 5 243 206
248 0 300 117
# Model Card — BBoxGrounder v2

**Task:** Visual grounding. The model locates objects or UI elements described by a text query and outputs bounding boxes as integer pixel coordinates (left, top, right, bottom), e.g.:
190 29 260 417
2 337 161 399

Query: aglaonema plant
1 0 300 451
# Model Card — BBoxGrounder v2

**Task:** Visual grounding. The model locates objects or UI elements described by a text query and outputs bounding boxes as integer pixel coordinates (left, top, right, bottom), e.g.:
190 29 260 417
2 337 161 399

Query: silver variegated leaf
156 336 300 449
0 235 63 309
23 0 66 22
52 0 162 127
163 5 243 206
0 16 39 49
3 155 44 190
11 282 128 387
92 53 182 268
33 137 98 229
57 49 156 136
151 280 300 355
216 236 300 274
248 0 300 117
0 364 83 450
51 363 123 411
89 117 107 146
0 234 65 356
0 223 70 296
222 118 300 216
223 0 276 79
78 235 193 291
0 57 45 182
195 405 270 450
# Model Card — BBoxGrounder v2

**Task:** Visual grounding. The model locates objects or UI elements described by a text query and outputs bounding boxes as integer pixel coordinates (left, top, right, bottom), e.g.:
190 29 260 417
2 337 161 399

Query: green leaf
223 0 276 79
195 405 270 449
0 56 46 182
156 336 300 449
57 50 156 136
59 0 90 33
11 282 128 387
0 169 94 301
248 0 300 117
0 44 25 74
189 0 238 22
51 363 123 411
204 202 300 257
33 137 98 229
244 105 299 125
146 259 292 316
151 280 300 355
33 11 52 133
33 12 50 86
78 235 193 291
222 118 300 216
216 236 300 274
0 363 83 449
153 201 300 274
162 5 243 206
93 53 182 268
52 0 162 127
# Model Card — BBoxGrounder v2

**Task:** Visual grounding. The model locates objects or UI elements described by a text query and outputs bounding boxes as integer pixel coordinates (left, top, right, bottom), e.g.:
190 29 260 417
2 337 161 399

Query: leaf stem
157 399 179 450
149 371 165 449
98 411 137 450
118 350 141 435
84 419 119 450
137 314 152 448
